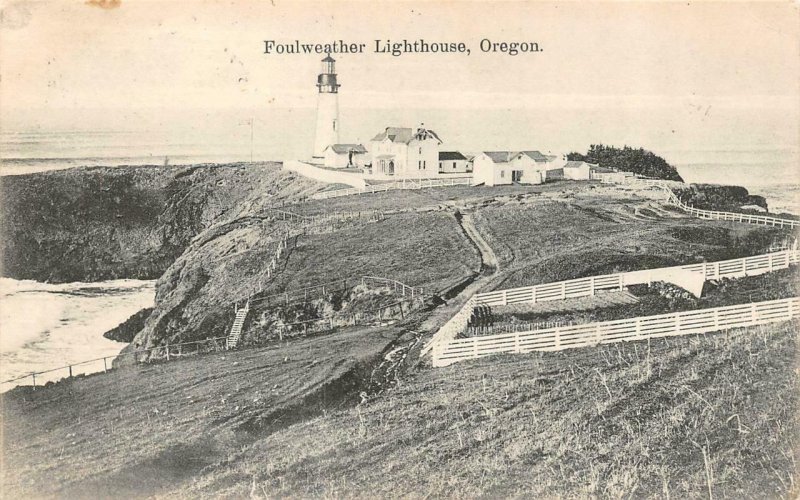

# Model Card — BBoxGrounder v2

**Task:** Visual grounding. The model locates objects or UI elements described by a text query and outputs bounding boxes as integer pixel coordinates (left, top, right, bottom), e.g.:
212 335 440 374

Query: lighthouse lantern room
312 54 341 159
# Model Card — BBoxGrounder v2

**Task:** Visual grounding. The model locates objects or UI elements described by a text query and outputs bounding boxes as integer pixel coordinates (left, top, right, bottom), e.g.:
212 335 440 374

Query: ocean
0 129 797 390
0 278 155 390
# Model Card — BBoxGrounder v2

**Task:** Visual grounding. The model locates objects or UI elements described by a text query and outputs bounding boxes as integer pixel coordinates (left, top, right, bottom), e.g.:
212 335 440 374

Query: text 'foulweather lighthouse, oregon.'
312 54 340 159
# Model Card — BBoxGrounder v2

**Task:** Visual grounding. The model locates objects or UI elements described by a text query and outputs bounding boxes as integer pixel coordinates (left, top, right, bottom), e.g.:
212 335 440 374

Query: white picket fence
420 296 477 357
421 248 798 365
432 297 799 367
311 177 472 200
474 249 799 307
661 187 800 228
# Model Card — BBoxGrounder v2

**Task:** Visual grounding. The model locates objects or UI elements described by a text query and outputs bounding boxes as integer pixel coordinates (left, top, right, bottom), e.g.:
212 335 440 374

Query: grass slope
132 210 480 348
176 320 800 499
1 325 407 498
471 195 788 290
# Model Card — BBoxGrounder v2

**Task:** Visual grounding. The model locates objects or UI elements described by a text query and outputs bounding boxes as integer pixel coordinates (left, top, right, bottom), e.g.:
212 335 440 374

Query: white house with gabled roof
367 125 442 179
473 150 564 186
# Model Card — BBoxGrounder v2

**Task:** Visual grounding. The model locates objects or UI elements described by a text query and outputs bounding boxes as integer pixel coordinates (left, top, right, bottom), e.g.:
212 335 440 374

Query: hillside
2 171 799 498
0 162 322 282
1 324 414 498
2 318 796 498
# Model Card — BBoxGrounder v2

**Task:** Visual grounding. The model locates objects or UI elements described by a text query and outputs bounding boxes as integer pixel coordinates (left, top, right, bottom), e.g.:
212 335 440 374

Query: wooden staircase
226 300 249 349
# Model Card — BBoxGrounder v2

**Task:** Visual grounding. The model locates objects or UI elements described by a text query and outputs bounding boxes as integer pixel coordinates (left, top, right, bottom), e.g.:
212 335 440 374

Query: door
512 170 523 182
388 161 395 175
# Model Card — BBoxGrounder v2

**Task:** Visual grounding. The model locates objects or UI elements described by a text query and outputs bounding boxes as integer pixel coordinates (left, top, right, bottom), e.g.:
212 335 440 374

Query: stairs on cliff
226 301 250 349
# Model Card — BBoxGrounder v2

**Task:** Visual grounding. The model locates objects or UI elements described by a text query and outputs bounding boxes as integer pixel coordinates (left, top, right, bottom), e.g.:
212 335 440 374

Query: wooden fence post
103 357 108 373
166 342 170 361
68 365 73 378
32 373 36 390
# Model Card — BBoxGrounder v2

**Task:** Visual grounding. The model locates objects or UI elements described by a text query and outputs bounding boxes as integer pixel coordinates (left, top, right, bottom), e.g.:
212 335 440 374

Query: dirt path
460 212 500 272
417 211 503 334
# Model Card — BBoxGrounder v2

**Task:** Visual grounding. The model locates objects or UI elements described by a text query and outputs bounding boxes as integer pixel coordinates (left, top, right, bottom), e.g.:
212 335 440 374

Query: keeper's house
473 150 562 186
438 151 471 173
323 144 368 168
367 126 442 179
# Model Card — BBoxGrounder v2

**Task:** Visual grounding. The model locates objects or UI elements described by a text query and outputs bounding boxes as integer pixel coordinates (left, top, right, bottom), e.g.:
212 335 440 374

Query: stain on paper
86 0 121 9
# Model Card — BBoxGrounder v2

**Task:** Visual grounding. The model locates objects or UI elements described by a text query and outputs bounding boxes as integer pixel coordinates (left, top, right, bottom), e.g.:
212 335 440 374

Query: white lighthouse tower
312 54 340 159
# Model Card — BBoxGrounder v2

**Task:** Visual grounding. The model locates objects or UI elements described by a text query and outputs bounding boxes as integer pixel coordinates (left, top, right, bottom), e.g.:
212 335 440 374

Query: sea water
0 278 155 390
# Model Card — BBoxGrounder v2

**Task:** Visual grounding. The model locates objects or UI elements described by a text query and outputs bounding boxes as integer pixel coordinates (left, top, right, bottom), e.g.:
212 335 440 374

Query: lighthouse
312 54 340 159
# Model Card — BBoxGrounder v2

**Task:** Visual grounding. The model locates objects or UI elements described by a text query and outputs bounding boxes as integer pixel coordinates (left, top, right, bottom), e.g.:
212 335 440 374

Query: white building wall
406 139 439 178
439 159 470 173
563 164 591 180
324 149 349 168
473 154 512 186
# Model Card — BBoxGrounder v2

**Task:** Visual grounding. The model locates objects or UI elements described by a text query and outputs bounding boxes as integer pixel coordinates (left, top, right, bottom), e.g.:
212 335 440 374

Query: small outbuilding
472 151 515 186
438 151 470 173
323 144 368 169
563 160 600 180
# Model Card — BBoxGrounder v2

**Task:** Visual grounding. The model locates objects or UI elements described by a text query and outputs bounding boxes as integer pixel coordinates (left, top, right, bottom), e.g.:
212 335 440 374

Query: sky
1 0 799 161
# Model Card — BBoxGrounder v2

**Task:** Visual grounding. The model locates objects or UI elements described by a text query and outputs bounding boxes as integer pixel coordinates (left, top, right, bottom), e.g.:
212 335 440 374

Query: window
333 120 337 131
500 170 505 178
423 160 426 169
419 147 422 154
453 162 457 169
418 160 422 170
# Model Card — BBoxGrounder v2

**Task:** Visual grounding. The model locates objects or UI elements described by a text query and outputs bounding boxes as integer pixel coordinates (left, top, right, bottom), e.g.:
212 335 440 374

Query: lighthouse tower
312 54 340 159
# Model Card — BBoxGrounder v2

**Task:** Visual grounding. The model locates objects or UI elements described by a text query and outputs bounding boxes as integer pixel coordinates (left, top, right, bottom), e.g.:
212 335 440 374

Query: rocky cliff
0 163 322 282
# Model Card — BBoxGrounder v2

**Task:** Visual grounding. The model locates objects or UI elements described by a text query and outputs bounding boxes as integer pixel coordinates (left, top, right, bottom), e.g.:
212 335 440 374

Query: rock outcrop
0 162 322 282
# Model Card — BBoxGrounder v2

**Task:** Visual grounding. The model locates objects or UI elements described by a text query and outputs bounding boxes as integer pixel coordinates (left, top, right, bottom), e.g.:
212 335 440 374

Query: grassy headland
2 165 799 498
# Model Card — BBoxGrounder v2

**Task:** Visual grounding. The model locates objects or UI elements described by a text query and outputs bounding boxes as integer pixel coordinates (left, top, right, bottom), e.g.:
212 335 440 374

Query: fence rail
466 320 574 337
421 248 798 364
433 297 799 367
1 337 227 392
420 295 477 357
662 188 800 228
473 249 798 307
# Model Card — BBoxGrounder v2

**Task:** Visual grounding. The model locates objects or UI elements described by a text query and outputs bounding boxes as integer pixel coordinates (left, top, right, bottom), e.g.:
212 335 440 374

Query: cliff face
673 184 769 212
0 163 321 283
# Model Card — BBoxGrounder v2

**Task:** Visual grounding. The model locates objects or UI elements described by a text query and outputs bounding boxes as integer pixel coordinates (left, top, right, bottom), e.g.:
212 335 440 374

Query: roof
517 150 550 162
322 55 336 62
482 151 516 163
413 127 442 144
326 144 367 154
370 127 413 144
564 161 592 169
592 166 615 173
439 151 467 161
370 126 442 144
374 154 395 160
